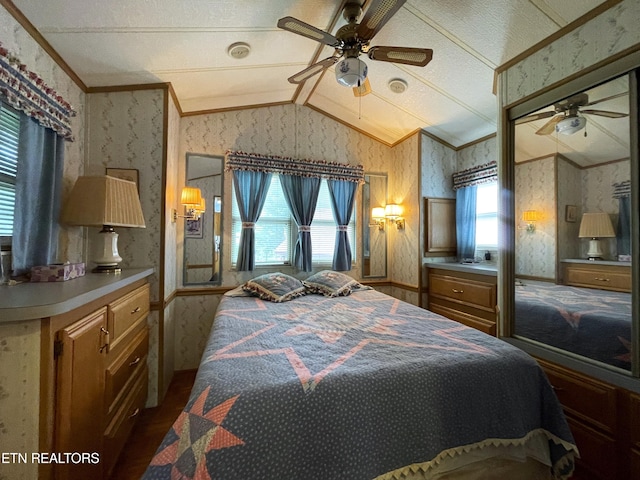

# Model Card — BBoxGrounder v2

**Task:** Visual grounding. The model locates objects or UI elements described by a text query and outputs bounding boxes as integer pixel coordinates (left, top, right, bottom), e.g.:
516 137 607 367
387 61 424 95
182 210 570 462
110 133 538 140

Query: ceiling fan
277 0 433 96
516 92 628 136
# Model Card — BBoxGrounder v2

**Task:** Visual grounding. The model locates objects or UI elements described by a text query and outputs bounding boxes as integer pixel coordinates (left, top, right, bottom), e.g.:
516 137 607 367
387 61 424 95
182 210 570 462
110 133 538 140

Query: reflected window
475 182 498 248
231 176 355 266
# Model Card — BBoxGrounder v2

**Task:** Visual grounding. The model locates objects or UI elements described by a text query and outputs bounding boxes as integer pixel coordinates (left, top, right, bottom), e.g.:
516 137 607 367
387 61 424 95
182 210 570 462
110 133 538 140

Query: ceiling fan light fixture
335 57 368 87
555 115 587 135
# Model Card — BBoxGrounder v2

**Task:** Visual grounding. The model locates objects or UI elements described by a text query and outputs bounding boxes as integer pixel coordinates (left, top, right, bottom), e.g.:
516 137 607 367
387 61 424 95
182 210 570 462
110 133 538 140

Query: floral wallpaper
0 7 85 477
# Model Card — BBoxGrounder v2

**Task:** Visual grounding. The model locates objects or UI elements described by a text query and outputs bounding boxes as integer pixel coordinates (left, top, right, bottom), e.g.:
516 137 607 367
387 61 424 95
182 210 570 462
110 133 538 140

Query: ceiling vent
227 42 251 60
388 78 408 94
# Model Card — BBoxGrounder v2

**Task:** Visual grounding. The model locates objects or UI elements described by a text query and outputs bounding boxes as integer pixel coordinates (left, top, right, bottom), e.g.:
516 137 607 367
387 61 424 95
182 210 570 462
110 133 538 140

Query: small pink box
30 263 86 282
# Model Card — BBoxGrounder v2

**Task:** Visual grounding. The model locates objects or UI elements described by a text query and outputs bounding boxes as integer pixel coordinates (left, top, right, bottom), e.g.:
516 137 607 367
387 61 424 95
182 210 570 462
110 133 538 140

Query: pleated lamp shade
61 175 146 228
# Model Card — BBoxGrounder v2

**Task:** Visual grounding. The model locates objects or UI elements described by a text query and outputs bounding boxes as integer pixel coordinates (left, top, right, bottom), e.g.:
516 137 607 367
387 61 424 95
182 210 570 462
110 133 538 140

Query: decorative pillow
241 272 306 302
303 270 362 297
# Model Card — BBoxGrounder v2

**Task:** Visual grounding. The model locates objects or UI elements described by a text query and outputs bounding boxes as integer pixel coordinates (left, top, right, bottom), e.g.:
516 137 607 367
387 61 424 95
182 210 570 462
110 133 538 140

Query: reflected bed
515 279 631 370
144 275 576 480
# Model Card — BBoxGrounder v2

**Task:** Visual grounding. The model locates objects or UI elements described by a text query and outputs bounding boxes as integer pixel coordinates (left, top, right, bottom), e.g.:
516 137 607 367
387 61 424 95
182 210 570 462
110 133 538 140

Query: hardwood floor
109 369 197 480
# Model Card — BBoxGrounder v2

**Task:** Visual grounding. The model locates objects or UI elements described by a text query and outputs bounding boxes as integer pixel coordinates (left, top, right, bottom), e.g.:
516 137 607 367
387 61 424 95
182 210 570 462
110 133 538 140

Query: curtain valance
226 151 365 184
0 42 76 141
613 180 630 199
452 161 497 190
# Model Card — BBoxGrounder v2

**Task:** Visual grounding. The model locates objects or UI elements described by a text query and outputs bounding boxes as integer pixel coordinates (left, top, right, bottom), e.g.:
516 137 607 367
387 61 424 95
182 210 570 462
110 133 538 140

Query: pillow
241 272 306 302
303 270 362 297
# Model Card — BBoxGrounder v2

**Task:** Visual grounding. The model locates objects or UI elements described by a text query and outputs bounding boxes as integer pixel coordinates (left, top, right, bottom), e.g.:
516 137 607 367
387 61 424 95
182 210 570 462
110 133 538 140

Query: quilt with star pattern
143 288 577 480
514 280 631 370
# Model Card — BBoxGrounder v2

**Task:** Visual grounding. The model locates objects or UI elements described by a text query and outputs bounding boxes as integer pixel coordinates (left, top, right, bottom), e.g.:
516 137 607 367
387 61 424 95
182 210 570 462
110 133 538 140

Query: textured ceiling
11 0 620 158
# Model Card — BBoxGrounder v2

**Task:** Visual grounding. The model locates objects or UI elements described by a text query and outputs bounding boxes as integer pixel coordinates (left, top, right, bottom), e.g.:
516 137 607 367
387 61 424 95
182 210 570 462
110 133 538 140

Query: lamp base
92 265 122 274
586 238 603 261
93 226 123 273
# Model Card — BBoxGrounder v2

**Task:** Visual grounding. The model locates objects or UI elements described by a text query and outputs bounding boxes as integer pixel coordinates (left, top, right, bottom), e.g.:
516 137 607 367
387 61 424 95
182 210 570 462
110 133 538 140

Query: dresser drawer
428 302 496 335
108 283 150 349
564 264 631 292
105 327 148 417
103 366 148 477
538 360 617 434
630 392 640 449
428 273 496 312
567 417 617 480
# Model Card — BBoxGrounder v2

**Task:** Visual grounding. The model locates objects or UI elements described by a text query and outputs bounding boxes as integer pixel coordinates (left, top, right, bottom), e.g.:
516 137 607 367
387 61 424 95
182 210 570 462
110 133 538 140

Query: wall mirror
183 153 224 285
362 173 387 278
508 67 637 375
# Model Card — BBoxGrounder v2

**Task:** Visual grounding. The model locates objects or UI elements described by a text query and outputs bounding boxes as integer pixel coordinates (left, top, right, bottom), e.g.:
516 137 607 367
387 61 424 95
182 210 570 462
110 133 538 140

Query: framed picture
185 217 203 238
565 204 577 223
106 168 139 192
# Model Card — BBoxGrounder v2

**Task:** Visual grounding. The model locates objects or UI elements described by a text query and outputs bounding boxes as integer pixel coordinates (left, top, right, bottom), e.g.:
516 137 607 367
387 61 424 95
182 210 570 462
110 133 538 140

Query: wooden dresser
561 259 631 293
0 269 153 480
536 359 639 480
426 265 498 336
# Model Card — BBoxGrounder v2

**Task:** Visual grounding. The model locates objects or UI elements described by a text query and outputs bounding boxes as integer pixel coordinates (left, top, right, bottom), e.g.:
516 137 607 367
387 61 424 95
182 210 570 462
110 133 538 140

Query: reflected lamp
578 212 615 260
173 187 205 221
522 210 538 233
371 207 385 231
60 175 146 273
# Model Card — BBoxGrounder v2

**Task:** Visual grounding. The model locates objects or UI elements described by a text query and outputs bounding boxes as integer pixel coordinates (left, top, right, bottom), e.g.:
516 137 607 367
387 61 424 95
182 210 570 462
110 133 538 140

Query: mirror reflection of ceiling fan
516 92 628 136
277 0 433 97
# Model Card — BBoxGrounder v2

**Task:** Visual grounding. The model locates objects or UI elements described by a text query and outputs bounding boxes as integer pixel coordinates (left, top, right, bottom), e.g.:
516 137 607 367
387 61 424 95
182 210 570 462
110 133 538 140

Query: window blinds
0 102 19 236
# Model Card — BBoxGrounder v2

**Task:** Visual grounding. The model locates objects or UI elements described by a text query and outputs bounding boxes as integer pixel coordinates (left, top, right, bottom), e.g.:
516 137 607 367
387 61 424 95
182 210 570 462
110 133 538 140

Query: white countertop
0 268 154 323
425 262 497 276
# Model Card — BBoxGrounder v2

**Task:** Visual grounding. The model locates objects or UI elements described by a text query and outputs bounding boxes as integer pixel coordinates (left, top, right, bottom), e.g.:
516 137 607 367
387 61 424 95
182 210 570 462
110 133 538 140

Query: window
0 102 20 236
231 176 355 266
475 182 498 248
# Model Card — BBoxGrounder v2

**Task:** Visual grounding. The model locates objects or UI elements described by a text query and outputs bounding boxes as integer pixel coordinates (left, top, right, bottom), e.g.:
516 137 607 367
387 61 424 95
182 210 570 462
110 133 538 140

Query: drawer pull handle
128 408 140 419
131 306 141 314
129 356 141 367
550 385 564 392
99 327 110 353
594 277 610 282
452 289 464 294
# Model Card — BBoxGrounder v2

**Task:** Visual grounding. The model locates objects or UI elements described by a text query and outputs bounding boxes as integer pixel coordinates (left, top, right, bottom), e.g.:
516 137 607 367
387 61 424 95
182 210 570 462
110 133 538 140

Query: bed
514 279 631 370
143 271 577 480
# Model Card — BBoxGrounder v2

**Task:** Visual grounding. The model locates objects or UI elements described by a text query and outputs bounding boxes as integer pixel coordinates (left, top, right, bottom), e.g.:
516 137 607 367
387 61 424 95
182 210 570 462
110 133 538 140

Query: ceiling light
555 116 586 135
335 57 368 87
388 78 408 94
227 42 251 60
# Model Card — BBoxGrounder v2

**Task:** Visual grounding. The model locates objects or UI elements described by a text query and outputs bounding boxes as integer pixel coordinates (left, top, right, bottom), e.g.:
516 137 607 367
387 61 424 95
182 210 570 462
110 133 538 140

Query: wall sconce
578 212 615 260
173 186 205 222
521 210 538 233
370 207 386 231
385 204 405 229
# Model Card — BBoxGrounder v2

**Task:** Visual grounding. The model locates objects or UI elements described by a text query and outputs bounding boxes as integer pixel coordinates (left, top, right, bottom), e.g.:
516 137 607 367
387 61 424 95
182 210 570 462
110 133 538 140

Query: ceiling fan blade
583 91 627 107
277 16 341 47
535 115 562 135
353 77 372 97
368 46 433 66
580 109 628 118
287 56 340 84
356 0 406 41
514 111 556 125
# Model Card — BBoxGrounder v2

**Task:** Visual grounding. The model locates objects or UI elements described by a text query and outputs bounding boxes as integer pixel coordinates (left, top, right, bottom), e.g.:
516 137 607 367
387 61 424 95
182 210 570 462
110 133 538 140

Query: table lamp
61 175 146 273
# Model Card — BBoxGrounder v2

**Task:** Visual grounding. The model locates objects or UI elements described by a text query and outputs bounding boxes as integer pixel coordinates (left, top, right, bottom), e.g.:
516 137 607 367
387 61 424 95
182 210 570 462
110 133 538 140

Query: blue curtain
327 179 357 271
12 115 64 276
232 169 272 271
617 196 631 256
279 175 321 272
455 185 477 261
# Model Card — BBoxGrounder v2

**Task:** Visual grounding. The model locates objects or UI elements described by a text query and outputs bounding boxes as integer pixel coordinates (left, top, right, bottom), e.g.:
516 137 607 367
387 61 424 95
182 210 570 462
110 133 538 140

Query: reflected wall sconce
370 207 386 231
578 212 615 260
521 210 538 233
60 175 146 273
172 187 206 222
385 204 405 229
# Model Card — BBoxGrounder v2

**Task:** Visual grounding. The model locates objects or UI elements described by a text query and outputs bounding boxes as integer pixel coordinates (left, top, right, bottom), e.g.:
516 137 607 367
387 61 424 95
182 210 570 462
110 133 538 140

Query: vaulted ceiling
10 0 625 158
